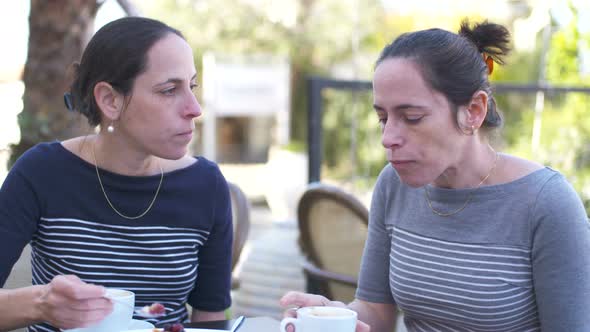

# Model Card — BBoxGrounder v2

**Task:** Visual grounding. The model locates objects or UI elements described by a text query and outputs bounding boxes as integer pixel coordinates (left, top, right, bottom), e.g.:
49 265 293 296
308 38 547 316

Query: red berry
170 323 184 332
149 302 166 315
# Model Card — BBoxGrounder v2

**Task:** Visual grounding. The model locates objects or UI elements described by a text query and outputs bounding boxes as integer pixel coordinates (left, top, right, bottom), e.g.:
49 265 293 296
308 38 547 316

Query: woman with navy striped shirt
281 20 590 332
0 17 232 331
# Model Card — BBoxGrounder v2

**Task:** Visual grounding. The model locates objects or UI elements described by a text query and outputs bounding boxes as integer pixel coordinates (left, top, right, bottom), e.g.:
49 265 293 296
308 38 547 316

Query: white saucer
126 319 155 329
64 319 154 332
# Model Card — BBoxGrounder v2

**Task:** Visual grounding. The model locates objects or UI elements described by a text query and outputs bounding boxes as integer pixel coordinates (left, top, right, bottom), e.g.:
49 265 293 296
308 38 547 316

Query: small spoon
105 297 166 318
134 303 167 318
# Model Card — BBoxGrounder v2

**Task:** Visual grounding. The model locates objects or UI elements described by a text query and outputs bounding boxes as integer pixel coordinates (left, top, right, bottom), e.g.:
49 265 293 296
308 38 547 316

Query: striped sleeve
356 166 396 304
530 174 590 331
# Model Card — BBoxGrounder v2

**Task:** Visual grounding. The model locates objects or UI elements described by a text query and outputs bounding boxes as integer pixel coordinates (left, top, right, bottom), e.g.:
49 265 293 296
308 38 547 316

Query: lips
389 160 415 171
178 130 193 136
175 130 193 142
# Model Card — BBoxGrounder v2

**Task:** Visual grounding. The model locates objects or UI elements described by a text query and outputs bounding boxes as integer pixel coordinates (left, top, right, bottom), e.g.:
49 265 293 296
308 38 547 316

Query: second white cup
280 306 358 332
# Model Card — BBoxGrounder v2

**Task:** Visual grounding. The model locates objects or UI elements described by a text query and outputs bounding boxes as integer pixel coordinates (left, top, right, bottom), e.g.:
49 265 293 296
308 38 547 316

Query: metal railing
307 76 590 183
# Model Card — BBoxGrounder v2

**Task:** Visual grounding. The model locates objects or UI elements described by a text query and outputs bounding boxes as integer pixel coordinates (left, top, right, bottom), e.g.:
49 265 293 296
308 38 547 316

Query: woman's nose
381 120 404 148
184 92 202 119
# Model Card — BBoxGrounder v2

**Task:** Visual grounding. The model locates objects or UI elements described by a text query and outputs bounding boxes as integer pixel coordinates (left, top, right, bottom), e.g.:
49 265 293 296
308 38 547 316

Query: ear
93 82 123 122
457 90 488 132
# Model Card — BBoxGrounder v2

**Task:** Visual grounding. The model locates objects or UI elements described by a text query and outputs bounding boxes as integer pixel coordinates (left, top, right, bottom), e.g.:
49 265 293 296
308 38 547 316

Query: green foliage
139 0 393 187
321 89 385 184
501 3 590 212
140 1 590 203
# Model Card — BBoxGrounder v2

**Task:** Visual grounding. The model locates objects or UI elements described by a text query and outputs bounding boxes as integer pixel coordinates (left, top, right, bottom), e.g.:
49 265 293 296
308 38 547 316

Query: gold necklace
424 152 499 217
91 144 163 220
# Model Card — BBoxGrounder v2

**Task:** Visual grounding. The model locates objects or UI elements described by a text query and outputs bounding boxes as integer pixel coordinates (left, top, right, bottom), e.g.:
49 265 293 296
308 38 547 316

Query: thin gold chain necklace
91 144 163 220
424 152 499 217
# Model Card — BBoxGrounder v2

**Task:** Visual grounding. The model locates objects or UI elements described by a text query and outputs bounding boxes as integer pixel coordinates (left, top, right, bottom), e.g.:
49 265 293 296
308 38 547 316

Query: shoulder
534 170 582 209
162 156 220 174
371 164 404 210
495 153 544 184
12 141 65 172
166 156 227 191
193 156 224 179
374 164 402 196
531 168 587 231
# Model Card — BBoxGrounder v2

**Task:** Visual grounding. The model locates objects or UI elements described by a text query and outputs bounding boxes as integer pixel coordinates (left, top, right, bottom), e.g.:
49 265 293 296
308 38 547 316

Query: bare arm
348 299 397 332
0 286 44 331
190 309 226 322
0 275 111 331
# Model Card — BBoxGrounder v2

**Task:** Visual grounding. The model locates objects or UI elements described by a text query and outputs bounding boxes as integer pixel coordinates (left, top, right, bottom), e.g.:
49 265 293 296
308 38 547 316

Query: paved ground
230 205 305 319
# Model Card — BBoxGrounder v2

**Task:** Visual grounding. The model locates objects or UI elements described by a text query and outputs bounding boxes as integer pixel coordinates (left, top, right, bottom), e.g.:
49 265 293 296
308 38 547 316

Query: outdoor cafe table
184 316 280 331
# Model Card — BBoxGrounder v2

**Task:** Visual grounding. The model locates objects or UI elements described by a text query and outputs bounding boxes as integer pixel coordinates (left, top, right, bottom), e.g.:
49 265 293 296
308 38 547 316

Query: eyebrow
373 103 428 112
154 73 198 86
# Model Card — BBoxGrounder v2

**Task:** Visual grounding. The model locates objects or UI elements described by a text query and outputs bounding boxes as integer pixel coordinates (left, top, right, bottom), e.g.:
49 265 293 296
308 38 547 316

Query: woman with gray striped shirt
281 20 590 331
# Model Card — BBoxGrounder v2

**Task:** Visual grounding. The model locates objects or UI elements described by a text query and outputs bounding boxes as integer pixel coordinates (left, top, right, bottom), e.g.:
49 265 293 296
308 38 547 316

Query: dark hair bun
459 19 511 65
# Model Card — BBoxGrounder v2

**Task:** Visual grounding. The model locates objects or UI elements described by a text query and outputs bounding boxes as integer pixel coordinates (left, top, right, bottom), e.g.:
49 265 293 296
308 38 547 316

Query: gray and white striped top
357 166 590 331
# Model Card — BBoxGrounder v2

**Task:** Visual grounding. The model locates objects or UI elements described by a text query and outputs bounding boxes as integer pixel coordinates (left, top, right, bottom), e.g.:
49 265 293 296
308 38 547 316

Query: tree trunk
9 0 100 167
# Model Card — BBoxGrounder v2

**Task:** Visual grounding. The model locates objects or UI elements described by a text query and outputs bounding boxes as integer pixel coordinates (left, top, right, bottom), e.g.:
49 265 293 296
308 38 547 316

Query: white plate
124 329 223 332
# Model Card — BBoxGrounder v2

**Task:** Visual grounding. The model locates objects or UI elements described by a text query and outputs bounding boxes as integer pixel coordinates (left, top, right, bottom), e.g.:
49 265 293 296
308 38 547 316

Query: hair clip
482 53 494 75
63 92 74 111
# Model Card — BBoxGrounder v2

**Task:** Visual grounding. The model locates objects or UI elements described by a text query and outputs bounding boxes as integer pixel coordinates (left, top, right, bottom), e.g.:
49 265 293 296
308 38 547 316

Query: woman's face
117 33 201 160
373 58 468 187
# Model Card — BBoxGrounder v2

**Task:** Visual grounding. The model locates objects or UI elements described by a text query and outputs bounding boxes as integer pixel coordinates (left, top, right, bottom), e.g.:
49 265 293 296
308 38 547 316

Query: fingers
52 308 113 330
40 275 113 329
279 291 329 308
68 297 113 311
356 320 371 332
283 307 298 318
51 275 106 300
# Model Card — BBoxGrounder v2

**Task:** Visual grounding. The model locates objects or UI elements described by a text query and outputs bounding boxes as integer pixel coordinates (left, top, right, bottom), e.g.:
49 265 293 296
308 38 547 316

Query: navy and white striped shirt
357 165 590 331
0 142 232 331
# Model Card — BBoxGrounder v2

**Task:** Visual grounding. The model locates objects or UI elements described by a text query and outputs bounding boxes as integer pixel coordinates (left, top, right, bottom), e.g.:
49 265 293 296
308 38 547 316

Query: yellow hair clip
482 53 494 75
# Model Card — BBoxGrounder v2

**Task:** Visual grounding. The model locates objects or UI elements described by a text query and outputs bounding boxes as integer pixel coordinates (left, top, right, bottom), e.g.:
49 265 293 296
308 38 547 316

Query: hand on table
36 275 112 329
279 291 370 332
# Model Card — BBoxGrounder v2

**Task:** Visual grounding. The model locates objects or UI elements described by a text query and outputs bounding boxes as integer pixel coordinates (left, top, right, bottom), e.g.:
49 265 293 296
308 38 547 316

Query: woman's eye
405 115 424 124
190 84 199 91
161 87 176 95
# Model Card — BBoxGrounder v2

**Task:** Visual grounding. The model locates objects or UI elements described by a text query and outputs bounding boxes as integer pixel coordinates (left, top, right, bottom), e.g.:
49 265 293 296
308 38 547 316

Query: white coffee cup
64 288 135 332
280 306 358 332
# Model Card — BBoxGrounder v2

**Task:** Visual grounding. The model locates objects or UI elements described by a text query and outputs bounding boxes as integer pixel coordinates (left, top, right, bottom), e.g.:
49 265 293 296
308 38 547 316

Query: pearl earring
107 123 114 133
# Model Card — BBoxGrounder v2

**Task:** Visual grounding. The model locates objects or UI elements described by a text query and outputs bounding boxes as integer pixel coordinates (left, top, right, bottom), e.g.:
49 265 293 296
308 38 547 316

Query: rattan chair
228 182 251 289
297 183 369 303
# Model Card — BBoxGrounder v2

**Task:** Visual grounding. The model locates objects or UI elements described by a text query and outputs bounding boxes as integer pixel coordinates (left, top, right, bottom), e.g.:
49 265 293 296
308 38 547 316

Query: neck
91 134 161 176
433 142 498 189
